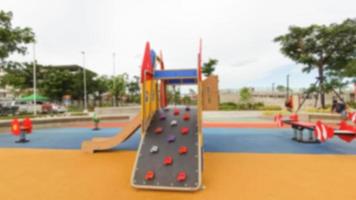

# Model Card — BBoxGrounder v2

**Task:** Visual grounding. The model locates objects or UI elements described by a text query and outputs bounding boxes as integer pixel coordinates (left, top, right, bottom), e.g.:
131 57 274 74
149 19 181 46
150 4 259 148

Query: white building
0 68 14 100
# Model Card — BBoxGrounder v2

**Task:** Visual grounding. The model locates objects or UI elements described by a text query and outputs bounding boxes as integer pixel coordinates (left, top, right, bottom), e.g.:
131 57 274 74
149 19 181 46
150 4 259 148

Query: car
0 102 19 116
41 102 67 114
13 101 42 114
52 103 67 113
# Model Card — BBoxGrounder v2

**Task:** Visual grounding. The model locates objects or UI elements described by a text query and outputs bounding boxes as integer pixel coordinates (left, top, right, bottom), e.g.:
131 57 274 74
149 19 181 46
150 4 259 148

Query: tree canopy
202 58 218 77
239 87 252 103
274 18 356 108
0 10 35 62
0 62 134 105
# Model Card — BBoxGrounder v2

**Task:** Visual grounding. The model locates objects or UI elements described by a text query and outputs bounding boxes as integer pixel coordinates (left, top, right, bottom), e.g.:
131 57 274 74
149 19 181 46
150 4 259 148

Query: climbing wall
131 106 202 191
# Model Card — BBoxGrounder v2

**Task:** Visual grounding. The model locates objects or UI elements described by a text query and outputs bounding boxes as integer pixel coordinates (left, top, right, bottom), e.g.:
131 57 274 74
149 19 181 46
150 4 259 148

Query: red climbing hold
154 127 163 134
145 170 155 180
173 108 180 116
179 146 188 154
183 113 190 121
163 156 173 165
181 127 189 135
176 171 187 182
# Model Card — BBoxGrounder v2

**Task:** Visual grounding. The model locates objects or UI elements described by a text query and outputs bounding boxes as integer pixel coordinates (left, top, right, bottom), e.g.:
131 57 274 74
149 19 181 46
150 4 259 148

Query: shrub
219 102 271 111
219 102 237 110
347 101 356 109
258 105 282 111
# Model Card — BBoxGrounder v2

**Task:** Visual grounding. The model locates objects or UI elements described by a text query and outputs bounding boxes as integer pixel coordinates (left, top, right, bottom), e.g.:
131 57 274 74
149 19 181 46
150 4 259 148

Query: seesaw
275 112 356 143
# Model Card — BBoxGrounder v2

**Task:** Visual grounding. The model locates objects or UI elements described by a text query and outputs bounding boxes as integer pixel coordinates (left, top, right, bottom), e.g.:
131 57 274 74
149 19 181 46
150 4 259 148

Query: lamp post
286 74 290 100
272 82 275 93
33 42 37 116
81 51 88 113
112 52 116 106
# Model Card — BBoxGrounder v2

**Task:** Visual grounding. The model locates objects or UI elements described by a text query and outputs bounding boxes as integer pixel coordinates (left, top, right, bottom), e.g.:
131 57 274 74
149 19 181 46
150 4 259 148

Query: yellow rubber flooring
0 149 356 200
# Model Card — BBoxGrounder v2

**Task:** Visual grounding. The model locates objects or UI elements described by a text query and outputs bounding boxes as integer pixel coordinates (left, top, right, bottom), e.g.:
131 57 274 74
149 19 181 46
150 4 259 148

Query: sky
1 0 355 90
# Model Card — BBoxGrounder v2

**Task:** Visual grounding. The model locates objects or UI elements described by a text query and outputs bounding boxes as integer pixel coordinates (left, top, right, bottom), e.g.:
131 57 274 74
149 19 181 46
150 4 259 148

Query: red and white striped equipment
274 114 283 127
337 121 356 143
348 112 356 124
314 121 334 142
289 113 299 122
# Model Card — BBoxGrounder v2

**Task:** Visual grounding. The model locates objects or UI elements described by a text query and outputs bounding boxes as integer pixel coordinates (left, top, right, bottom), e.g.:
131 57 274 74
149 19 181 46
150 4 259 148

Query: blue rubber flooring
0 127 356 154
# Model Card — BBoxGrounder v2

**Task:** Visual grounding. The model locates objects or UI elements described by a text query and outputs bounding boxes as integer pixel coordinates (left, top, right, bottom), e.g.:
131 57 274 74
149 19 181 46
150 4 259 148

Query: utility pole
112 52 116 106
81 51 88 113
272 82 275 93
286 74 290 100
33 42 37 116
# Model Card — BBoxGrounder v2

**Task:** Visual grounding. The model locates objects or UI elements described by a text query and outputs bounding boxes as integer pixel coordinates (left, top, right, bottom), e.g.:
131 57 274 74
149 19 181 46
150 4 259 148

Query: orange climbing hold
183 113 190 121
179 146 188 154
154 127 163 134
145 170 155 180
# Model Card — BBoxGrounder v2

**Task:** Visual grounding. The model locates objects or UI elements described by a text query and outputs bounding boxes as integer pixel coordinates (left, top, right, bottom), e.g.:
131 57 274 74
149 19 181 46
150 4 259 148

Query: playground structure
81 41 204 191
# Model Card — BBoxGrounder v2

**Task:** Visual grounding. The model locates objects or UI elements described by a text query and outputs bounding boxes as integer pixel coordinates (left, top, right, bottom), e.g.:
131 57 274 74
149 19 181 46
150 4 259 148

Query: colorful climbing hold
154 127 163 134
181 127 189 135
179 146 188 154
183 113 190 121
170 120 178 126
145 170 155 181
159 114 166 120
185 106 190 111
150 145 159 153
167 134 176 143
173 108 180 116
176 171 187 182
163 156 173 165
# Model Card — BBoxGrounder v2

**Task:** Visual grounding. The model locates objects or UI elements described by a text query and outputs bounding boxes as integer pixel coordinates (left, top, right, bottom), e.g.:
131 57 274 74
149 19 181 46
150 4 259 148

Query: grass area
262 110 293 116
0 112 88 120
219 102 282 111
0 113 47 120
69 112 88 116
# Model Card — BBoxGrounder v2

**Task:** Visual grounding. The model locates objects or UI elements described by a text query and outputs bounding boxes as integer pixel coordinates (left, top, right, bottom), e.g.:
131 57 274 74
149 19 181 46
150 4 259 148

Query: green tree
40 68 74 101
0 10 35 63
239 87 252 103
92 75 110 106
126 76 140 103
274 18 356 108
0 62 43 96
69 68 97 107
202 58 218 77
109 74 127 106
276 85 286 92
182 95 192 105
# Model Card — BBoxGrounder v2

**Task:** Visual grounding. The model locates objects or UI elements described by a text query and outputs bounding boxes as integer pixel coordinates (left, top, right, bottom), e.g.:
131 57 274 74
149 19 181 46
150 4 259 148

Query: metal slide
131 106 202 191
81 113 141 153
